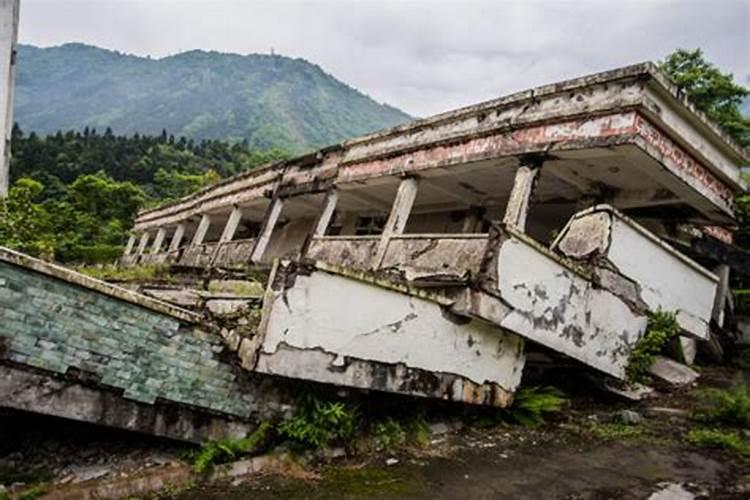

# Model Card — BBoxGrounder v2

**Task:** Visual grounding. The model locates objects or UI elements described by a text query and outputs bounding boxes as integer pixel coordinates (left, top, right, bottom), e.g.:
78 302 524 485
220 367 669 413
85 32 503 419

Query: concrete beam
124 234 137 256
374 177 419 268
250 197 284 263
220 206 243 243
151 228 166 254
191 214 212 246
0 0 19 198
136 233 150 255
314 190 338 237
503 159 542 231
168 223 186 252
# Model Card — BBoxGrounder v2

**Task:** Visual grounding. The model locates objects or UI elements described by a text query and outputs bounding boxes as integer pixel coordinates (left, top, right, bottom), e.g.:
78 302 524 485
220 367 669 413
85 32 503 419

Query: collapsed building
117 63 748 407
2 63 748 442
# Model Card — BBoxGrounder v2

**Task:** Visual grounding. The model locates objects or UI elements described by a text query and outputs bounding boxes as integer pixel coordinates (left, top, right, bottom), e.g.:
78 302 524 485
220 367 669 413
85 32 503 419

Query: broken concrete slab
648 356 699 386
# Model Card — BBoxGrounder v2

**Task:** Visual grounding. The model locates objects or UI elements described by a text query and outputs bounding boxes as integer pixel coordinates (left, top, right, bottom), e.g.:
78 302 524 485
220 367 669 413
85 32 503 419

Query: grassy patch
192 421 273 473
17 484 49 500
588 422 647 441
627 310 681 382
77 263 170 282
693 381 750 427
686 428 750 457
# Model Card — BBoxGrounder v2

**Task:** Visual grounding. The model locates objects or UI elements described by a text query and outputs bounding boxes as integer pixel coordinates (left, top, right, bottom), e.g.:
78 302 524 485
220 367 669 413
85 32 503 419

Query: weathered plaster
256 266 525 405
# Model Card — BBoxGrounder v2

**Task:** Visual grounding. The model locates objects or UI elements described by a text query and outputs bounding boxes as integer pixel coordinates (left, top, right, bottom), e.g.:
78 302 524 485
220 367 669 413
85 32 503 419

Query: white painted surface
374 177 419 268
503 165 539 230
251 198 284 262
168 223 186 252
259 270 525 390
498 236 646 378
220 206 243 243
0 0 18 197
314 191 338 237
607 216 716 339
191 214 212 246
150 228 166 254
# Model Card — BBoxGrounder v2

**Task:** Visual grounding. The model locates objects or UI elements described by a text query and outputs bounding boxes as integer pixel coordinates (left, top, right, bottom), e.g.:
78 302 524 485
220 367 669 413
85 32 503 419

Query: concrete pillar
250 197 284 263
136 233 150 255
219 206 243 243
503 159 542 231
314 190 338 237
374 177 419 268
0 0 18 198
124 234 137 255
191 214 212 246
168 223 186 252
711 264 731 328
150 228 166 254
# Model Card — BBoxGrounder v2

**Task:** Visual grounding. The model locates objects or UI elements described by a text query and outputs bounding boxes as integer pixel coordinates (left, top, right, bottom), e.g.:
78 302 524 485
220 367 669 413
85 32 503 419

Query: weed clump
693 381 750 427
192 421 273 473
278 396 359 450
508 386 567 427
626 310 681 382
686 428 750 457
588 422 646 440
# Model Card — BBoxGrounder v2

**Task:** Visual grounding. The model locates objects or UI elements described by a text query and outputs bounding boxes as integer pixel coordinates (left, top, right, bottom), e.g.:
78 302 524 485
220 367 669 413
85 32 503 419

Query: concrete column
219 206 243 243
711 264 731 328
0 0 19 198
314 190 338 237
136 233 150 255
191 214 212 246
503 159 542 231
168 223 186 252
150 228 166 254
124 234 137 255
374 177 419 268
250 197 284 263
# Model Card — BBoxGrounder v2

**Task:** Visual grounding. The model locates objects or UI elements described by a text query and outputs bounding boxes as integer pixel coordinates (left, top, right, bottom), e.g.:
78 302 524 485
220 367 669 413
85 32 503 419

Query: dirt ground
1 366 748 499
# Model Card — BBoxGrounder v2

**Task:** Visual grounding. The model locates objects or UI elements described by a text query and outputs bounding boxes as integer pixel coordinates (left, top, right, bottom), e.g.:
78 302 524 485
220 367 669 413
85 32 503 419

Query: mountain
14 43 411 152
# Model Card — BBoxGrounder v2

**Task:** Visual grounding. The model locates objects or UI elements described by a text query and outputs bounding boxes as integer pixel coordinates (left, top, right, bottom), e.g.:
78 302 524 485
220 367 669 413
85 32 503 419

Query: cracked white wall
256 269 526 404
497 236 646 379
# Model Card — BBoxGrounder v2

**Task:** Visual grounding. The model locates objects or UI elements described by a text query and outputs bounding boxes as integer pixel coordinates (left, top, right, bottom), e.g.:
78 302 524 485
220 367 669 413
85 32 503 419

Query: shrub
694 381 750 427
627 310 681 382
278 396 359 450
372 418 406 450
192 421 273 473
686 428 750 457
508 386 566 427
588 422 646 440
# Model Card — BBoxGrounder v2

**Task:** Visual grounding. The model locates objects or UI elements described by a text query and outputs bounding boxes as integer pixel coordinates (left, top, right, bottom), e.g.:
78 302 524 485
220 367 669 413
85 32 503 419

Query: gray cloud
19 0 750 117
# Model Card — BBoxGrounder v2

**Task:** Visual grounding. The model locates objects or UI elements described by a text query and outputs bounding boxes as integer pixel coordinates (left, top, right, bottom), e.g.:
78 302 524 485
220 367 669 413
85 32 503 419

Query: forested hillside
0 127 287 263
15 43 412 153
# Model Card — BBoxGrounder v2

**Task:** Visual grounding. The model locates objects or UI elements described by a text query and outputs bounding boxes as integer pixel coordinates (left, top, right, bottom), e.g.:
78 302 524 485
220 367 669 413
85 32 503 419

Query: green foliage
2 126 289 265
693 381 750 427
192 421 273 473
588 422 646 441
660 49 750 147
372 418 407 450
16 43 411 153
736 172 750 252
686 428 750 457
17 484 49 500
508 386 567 427
278 396 359 450
627 310 681 383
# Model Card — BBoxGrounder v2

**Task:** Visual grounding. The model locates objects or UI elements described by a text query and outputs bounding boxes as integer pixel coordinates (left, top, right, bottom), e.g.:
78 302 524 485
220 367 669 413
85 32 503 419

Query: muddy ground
1 366 748 499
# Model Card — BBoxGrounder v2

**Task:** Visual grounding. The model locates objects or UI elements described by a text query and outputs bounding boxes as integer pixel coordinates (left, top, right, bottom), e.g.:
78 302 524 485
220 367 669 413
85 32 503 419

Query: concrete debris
648 356 700 386
648 482 695 500
385 458 399 466
602 379 656 401
644 407 690 419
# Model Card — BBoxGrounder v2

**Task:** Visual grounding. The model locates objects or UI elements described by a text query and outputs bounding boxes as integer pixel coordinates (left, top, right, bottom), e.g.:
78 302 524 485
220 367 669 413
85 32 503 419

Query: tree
660 49 750 147
0 178 54 258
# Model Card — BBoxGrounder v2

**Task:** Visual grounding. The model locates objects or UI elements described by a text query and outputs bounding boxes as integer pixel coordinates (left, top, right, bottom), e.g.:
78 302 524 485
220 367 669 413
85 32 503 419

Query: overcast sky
18 0 750 117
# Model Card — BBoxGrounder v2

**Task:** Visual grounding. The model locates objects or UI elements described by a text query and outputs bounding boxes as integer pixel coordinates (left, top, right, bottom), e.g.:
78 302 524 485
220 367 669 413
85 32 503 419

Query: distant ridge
14 43 412 152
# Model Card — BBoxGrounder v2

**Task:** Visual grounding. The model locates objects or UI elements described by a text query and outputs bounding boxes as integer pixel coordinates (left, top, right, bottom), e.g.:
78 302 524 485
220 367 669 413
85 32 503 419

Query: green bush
627 310 681 382
278 396 359 450
686 428 750 457
192 421 273 473
508 386 567 427
694 381 750 427
372 418 406 450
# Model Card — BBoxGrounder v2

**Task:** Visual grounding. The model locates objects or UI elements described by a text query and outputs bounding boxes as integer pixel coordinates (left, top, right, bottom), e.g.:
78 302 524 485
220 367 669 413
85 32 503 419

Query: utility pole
0 0 19 198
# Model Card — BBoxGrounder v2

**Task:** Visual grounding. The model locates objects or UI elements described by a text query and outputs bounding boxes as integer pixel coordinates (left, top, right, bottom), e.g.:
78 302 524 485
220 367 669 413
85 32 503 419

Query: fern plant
278 396 359 449
192 421 273 473
508 386 566 427
626 310 681 382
